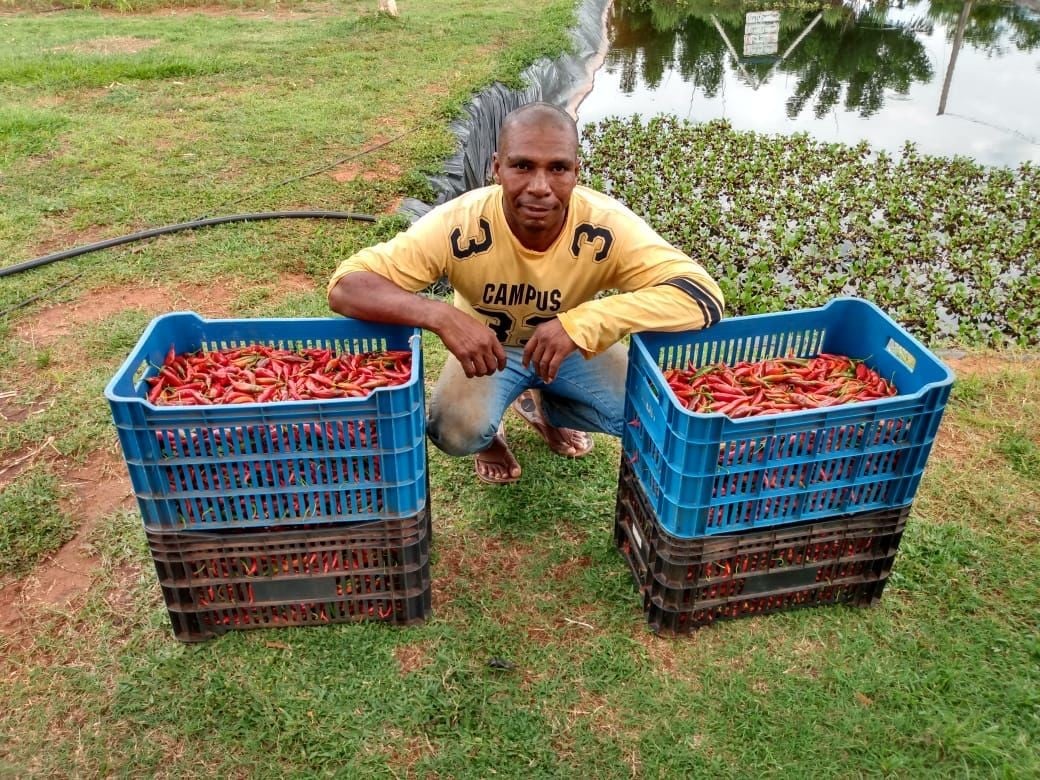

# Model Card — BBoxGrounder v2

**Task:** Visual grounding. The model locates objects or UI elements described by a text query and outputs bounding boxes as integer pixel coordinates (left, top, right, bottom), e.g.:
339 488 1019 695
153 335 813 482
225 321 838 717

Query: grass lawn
1 1 1038 777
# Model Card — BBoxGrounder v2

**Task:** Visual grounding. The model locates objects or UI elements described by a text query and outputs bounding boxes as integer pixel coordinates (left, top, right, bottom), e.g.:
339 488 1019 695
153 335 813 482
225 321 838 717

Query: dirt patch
430 532 567 645
549 689 642 772
762 633 837 680
381 196 404 216
931 422 1002 469
378 728 434 775
51 37 161 56
30 93 71 110
325 135 403 183
931 351 1040 461
0 390 51 427
330 158 403 184
117 3 343 20
0 448 134 637
943 353 1013 378
13 281 238 350
102 560 149 635
277 272 318 295
0 437 59 492
29 224 111 259
432 533 531 611
394 642 433 675
631 630 685 678
13 274 316 352
549 555 591 583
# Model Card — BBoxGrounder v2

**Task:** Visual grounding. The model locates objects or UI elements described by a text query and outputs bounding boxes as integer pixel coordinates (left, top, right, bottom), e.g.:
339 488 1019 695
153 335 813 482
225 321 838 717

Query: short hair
497 102 579 151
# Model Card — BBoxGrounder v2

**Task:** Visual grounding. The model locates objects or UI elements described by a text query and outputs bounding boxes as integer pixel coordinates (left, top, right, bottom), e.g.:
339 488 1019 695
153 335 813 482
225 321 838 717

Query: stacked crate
617 297 954 632
105 312 430 641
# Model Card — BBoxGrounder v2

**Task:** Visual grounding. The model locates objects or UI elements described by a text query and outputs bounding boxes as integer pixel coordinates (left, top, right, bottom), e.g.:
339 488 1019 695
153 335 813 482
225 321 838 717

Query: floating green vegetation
582 116 1039 348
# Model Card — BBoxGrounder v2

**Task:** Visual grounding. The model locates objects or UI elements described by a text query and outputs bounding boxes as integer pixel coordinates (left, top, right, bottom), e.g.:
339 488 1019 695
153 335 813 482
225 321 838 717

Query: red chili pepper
256 384 279 403
666 354 896 419
148 346 413 406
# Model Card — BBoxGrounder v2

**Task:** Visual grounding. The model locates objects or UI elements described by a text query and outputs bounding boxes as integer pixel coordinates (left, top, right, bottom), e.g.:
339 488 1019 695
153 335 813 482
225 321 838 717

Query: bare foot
474 427 522 485
512 390 593 458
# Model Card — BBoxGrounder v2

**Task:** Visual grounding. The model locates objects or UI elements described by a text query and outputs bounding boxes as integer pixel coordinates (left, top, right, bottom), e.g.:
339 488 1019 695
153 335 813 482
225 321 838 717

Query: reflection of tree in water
607 1 826 98
923 0 1040 52
609 0 938 118
606 1 726 95
781 18 932 118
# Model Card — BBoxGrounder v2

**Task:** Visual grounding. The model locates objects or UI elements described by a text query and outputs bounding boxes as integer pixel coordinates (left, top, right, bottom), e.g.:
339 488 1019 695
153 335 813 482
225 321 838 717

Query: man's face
492 121 579 250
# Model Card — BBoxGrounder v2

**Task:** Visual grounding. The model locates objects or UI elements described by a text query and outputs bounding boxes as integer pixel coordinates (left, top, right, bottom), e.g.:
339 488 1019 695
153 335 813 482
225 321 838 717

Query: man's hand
436 307 508 378
522 318 578 383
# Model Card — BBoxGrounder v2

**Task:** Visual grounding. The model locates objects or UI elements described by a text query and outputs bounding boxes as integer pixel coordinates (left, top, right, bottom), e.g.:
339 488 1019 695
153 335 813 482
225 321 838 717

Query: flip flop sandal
474 455 522 485
512 390 594 458
473 427 521 485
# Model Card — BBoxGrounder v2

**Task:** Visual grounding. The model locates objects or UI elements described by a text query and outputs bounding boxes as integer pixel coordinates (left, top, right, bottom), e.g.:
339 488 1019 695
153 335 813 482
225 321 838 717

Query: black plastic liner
400 0 611 221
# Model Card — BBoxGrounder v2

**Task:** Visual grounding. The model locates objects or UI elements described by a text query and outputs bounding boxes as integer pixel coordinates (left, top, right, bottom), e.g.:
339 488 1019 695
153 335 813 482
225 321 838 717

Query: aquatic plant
581 115 1039 347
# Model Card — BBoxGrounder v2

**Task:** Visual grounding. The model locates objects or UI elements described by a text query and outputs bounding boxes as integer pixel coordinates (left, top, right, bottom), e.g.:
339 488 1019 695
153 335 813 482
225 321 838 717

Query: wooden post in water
938 0 974 115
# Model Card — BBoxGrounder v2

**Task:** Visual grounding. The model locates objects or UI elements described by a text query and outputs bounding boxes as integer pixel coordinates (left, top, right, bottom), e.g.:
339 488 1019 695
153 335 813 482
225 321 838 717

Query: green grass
0 469 74 574
0 108 69 165
2 352 1038 778
1 1 1039 777
996 431 1040 479
0 0 571 313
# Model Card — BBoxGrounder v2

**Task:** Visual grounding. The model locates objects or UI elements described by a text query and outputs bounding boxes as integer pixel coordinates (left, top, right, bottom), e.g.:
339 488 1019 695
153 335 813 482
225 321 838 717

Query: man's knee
427 407 496 456
599 341 629 388
426 357 505 456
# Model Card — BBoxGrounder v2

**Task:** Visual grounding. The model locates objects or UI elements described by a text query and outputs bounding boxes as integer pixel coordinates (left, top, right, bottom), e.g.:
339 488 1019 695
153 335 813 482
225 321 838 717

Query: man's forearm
330 270 508 377
558 283 724 357
328 271 451 333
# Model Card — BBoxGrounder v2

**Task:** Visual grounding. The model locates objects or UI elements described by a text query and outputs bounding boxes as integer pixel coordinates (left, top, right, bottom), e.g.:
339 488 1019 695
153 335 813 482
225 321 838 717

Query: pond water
576 0 1040 167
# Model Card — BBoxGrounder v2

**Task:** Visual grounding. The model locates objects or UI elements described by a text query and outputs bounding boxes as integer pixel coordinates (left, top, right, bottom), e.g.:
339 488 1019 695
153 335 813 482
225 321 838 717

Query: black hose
0 273 84 319
0 210 378 278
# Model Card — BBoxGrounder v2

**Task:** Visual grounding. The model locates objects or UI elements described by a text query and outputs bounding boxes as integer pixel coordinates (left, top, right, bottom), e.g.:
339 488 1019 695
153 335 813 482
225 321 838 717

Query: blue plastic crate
105 312 426 531
624 297 954 538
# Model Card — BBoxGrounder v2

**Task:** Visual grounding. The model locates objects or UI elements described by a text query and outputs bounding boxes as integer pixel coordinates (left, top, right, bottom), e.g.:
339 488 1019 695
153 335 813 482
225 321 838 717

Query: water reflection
577 0 1040 166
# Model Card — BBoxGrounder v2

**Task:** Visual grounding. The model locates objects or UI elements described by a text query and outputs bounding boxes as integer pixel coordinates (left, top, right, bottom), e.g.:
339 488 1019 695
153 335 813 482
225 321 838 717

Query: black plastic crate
642 579 889 634
165 588 432 642
615 460 907 633
147 506 432 642
616 459 907 591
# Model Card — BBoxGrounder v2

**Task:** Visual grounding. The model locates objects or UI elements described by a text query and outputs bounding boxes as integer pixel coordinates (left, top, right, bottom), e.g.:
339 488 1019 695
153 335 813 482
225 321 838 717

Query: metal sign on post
744 10 780 57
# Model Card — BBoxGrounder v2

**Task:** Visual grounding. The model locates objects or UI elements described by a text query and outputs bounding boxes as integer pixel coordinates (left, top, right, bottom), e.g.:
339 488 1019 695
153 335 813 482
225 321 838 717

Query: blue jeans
427 343 628 456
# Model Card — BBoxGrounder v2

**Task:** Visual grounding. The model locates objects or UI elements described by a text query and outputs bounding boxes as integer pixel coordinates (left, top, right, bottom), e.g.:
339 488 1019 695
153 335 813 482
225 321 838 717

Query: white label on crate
630 523 646 554
886 338 917 371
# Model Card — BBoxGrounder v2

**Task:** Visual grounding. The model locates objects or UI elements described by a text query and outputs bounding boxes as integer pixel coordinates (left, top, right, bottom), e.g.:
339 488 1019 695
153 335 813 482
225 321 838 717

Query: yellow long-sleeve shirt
327 185 724 357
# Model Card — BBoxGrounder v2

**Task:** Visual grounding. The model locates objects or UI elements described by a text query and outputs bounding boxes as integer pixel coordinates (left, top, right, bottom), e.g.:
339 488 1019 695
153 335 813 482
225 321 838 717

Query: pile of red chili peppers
192 548 402 580
198 598 400 627
685 561 871 604
664 353 897 418
147 344 412 405
192 574 399 607
680 584 854 627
